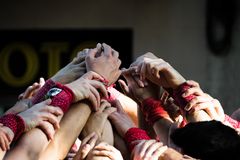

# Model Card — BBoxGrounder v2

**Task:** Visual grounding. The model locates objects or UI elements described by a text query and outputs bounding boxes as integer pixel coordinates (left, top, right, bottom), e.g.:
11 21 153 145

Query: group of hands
0 43 227 160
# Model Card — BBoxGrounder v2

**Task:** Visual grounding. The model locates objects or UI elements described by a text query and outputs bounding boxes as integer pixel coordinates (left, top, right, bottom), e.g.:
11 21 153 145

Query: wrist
0 114 26 141
141 98 169 125
48 83 74 113
124 127 151 151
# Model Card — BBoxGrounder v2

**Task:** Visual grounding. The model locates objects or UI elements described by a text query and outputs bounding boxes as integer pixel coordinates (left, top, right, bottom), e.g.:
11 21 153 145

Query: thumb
118 79 130 95
41 98 52 105
87 48 98 59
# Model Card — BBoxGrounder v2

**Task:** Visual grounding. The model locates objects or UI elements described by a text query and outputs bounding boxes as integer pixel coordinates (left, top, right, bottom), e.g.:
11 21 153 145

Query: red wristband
166 82 195 110
124 127 151 151
0 114 25 141
32 79 56 105
141 98 170 125
224 114 240 129
50 83 74 113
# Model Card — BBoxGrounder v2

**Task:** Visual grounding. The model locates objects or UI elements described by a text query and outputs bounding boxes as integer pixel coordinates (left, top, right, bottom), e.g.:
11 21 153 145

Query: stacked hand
51 48 87 84
18 99 63 140
131 140 168 160
5 78 45 115
82 100 116 142
109 100 136 137
182 80 225 121
66 71 108 111
85 43 121 85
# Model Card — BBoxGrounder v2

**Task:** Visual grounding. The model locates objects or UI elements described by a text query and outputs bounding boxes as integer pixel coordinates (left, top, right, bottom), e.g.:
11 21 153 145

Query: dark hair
171 120 240 160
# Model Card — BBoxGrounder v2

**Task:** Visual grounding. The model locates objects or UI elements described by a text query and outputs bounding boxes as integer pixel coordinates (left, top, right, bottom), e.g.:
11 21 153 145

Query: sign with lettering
0 29 132 110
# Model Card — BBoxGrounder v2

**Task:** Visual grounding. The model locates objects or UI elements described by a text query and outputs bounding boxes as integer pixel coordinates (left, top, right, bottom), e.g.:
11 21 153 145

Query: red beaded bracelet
0 114 25 141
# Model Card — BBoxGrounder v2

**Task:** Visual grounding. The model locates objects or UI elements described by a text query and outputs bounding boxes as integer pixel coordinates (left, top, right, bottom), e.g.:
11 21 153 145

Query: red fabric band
141 98 170 125
124 127 151 151
224 114 240 129
0 114 25 141
166 82 195 110
32 79 56 105
50 83 74 113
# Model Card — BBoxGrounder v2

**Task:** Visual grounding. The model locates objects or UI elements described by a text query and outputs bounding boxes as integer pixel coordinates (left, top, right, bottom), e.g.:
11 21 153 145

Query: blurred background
0 0 240 115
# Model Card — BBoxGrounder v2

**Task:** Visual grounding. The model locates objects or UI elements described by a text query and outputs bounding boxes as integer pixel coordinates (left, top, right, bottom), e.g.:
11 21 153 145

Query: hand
18 77 45 100
66 138 81 160
130 57 186 89
131 140 168 160
130 52 158 68
119 69 160 104
82 100 116 142
183 80 225 121
109 100 136 137
51 49 87 84
160 91 181 122
18 99 63 140
65 71 108 111
89 142 124 160
0 124 12 151
85 43 121 85
74 132 98 160
6 78 45 114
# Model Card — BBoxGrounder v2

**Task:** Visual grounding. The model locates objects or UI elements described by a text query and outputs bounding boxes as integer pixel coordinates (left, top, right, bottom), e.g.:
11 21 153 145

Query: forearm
153 118 173 145
4 115 61 160
40 101 91 160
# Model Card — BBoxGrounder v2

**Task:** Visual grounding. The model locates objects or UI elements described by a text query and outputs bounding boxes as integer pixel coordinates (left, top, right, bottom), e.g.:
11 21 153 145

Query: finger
152 145 168 157
103 107 117 116
81 132 97 146
112 49 119 58
4 130 12 143
92 149 115 159
86 48 98 59
118 79 130 95
144 142 163 158
41 112 60 129
40 98 52 106
204 104 220 120
139 140 156 157
0 136 6 151
89 85 101 109
140 62 147 83
110 100 124 113
18 93 24 100
39 77 45 87
38 121 54 140
132 75 145 88
102 43 112 57
2 133 10 151
90 80 108 99
185 80 200 88
182 87 204 97
81 133 98 159
98 100 110 113
212 99 225 120
82 71 104 81
23 85 34 98
42 106 63 117
88 92 98 111
185 96 212 111
73 54 86 64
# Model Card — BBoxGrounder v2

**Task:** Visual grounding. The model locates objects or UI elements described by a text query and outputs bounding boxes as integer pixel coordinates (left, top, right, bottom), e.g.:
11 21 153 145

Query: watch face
47 88 62 98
